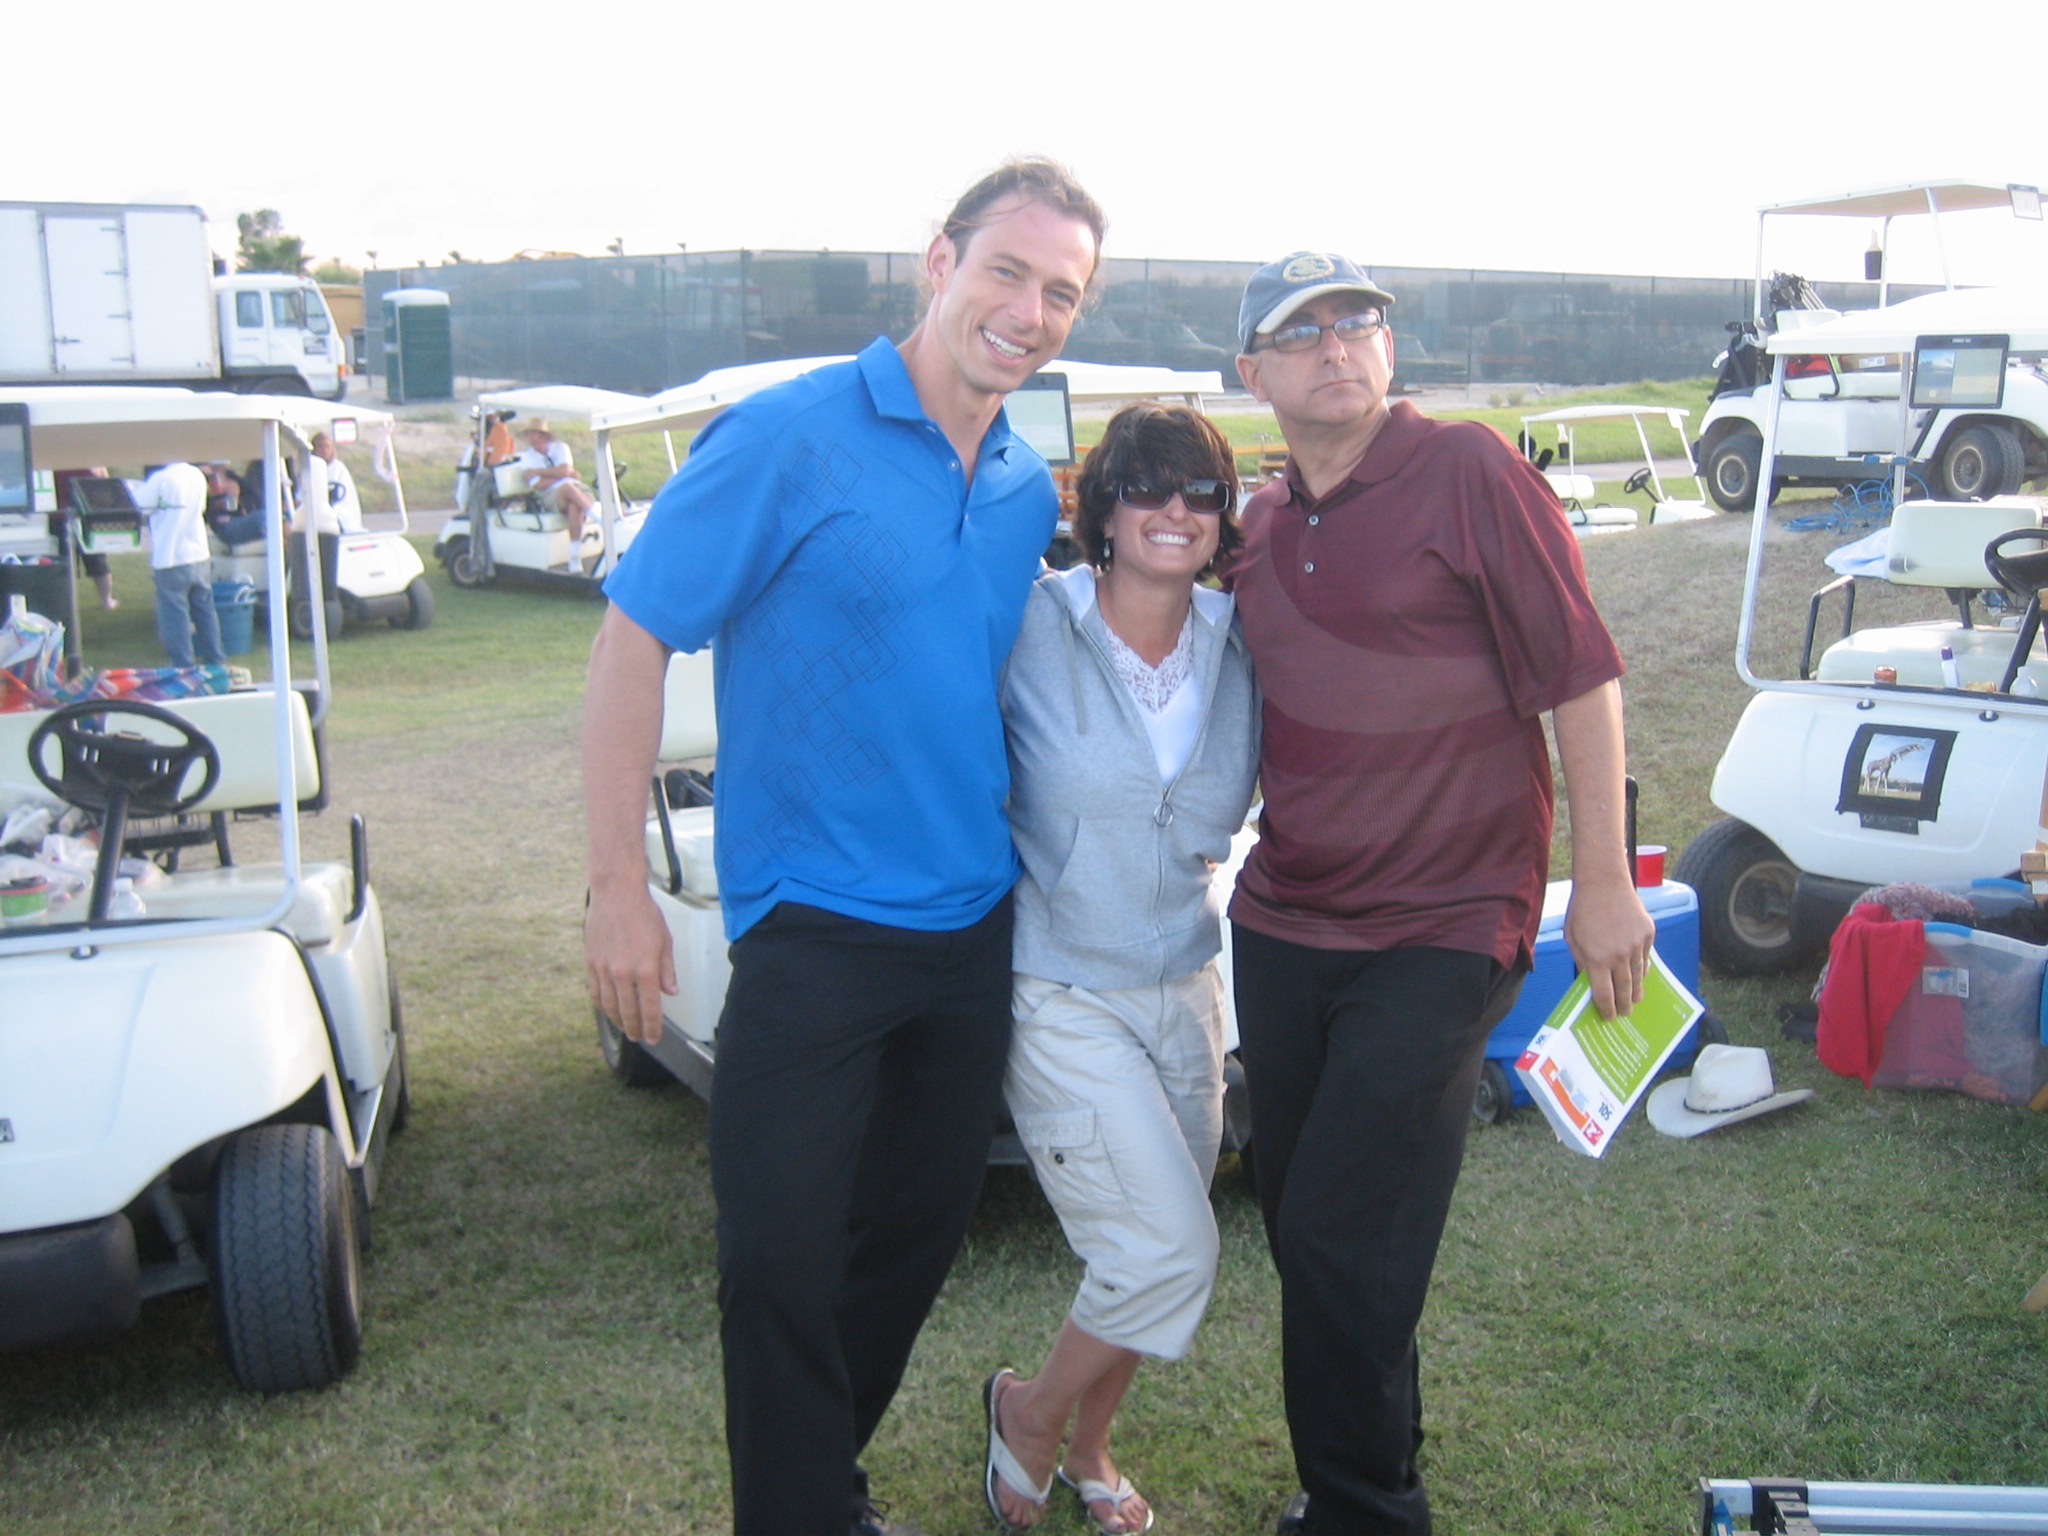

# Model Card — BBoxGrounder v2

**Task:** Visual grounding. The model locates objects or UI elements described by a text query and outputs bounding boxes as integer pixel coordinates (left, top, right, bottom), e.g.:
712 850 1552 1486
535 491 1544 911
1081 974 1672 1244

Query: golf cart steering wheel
1623 467 1654 498
26 699 220 818
1983 528 2048 600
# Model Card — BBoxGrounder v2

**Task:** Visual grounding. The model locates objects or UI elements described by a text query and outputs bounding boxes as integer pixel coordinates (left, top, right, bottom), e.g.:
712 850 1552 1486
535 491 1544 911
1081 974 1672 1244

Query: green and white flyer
1514 950 1704 1157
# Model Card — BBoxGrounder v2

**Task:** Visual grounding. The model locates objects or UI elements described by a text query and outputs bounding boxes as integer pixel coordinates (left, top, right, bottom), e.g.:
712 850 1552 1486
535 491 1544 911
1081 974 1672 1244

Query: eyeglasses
1259 310 1385 354
1117 478 1233 514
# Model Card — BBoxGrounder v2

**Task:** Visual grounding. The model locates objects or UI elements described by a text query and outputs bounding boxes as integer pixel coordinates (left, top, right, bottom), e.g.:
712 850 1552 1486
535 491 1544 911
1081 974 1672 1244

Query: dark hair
1073 403 1243 574
940 157 1107 280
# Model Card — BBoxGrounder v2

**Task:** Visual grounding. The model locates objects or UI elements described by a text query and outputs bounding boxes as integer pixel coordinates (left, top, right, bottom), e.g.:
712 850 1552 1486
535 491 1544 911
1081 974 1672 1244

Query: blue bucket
211 578 258 656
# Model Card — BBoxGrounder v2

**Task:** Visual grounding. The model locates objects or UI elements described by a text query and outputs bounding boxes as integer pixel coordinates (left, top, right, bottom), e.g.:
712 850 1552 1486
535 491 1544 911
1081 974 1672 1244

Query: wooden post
2021 751 2048 901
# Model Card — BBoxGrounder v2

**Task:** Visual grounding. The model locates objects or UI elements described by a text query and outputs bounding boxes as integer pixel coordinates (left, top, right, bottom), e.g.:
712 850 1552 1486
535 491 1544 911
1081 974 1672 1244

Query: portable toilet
381 288 452 402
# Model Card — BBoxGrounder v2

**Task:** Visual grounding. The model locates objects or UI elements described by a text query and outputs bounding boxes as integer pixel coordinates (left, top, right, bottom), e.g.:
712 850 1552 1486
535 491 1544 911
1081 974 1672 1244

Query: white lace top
1054 567 1231 786
1099 609 1195 714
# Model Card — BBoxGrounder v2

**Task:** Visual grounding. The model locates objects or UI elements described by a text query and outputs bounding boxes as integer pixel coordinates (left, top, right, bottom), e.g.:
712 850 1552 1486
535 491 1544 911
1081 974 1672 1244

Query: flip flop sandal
983 1369 1052 1533
1059 1467 1156 1536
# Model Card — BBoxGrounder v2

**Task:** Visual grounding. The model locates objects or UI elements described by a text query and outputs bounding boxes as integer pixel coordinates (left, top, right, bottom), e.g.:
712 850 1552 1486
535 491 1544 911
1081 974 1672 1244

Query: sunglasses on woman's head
1116 478 1233 514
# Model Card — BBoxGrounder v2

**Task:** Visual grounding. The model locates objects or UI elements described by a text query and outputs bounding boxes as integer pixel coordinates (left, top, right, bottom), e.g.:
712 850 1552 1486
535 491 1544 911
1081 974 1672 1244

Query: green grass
8 491 2048 1535
1437 377 1713 461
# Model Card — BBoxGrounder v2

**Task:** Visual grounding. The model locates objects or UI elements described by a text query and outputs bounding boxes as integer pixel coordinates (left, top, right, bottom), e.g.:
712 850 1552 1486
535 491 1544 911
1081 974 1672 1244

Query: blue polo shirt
605 337 1056 940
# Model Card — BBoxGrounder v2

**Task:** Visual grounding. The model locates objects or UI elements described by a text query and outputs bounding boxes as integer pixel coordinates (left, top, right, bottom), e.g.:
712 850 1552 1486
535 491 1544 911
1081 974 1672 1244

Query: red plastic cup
1634 845 1666 887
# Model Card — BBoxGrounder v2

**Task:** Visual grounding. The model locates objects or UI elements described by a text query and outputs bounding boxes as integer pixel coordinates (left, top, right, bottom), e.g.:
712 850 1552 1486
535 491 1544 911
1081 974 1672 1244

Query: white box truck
0 202 345 400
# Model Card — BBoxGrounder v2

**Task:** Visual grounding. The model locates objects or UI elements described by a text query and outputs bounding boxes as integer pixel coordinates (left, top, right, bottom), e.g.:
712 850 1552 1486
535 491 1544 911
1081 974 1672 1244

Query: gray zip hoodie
1000 565 1260 990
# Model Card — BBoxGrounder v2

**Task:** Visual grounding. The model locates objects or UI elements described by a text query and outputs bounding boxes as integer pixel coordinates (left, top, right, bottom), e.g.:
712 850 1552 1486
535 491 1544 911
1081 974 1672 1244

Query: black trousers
1232 930 1523 1536
709 897 1014 1536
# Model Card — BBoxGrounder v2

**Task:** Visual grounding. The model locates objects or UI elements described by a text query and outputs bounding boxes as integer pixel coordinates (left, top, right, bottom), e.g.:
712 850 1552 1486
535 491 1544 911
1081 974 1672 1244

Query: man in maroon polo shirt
1226 252 1655 1536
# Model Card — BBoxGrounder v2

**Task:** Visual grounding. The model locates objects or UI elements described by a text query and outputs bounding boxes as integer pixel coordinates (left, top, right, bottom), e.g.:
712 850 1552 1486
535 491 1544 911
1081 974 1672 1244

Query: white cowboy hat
1646 1044 1813 1138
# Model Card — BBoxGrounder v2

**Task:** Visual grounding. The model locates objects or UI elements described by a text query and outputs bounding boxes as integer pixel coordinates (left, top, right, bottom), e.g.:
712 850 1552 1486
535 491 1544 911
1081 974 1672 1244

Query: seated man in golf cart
206 462 264 548
512 420 595 556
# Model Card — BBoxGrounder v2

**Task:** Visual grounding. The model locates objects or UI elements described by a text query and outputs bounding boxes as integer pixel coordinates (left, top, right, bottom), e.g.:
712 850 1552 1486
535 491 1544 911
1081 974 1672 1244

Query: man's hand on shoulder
585 881 676 1043
1563 872 1656 1021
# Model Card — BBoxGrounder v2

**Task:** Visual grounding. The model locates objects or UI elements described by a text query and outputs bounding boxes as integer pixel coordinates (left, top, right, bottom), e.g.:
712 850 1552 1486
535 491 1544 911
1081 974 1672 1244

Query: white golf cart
1696 180 2047 511
436 359 1225 593
583 359 1242 1162
210 402 434 637
437 384 658 591
1676 285 2048 972
1518 403 1713 535
0 387 407 1392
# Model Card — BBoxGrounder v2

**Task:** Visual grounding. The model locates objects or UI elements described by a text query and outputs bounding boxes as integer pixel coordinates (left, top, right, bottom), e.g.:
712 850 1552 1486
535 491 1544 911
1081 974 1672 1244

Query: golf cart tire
1473 1059 1515 1125
1704 430 1763 512
1674 817 1814 975
233 373 311 397
1935 422 2025 501
443 538 490 590
395 576 435 631
209 1123 363 1393
288 593 346 642
596 1007 672 1088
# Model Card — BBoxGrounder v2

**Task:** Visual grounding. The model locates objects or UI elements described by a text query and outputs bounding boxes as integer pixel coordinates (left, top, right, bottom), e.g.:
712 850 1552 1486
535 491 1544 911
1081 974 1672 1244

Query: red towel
1818 902 1927 1085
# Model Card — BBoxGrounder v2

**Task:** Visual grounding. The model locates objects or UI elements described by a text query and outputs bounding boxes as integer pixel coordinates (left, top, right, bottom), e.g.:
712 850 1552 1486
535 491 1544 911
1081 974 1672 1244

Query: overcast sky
19 0 2045 294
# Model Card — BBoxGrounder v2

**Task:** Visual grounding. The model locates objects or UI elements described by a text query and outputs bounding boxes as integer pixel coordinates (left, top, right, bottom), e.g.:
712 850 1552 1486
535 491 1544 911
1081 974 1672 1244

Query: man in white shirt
141 460 225 667
290 449 336 537
312 432 365 534
515 420 595 567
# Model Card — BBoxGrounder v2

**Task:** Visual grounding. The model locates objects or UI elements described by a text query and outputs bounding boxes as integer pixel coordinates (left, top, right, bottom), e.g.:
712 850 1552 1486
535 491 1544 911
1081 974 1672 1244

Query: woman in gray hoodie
983 404 1259 1535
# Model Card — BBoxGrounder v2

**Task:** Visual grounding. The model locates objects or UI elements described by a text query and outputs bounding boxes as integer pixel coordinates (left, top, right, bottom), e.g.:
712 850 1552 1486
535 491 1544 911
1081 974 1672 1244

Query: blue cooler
1481 879 1706 1115
211 578 257 657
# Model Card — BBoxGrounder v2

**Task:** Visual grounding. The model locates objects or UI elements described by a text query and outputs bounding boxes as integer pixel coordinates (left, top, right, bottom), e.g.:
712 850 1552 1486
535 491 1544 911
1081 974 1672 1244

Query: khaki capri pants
1005 965 1227 1360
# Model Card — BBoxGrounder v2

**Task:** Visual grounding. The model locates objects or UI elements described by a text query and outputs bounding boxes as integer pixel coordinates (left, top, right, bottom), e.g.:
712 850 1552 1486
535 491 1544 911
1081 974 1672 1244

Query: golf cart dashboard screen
1911 334 2007 410
1007 373 1076 467
0 403 28 519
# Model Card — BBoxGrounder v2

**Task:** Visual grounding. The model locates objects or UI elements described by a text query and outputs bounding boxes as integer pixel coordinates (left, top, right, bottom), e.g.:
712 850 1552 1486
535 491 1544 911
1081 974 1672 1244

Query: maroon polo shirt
1226 400 1623 968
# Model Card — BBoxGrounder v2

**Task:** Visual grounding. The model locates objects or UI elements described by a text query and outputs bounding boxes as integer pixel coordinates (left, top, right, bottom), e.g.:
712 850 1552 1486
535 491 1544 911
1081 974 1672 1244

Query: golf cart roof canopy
474 384 651 423
1520 404 1691 429
1759 181 2034 219
586 356 1227 439
1764 284 2048 355
0 386 390 469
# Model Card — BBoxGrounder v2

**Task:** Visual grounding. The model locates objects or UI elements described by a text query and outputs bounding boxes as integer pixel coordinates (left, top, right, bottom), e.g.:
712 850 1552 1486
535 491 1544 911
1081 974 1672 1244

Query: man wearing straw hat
514 419 596 566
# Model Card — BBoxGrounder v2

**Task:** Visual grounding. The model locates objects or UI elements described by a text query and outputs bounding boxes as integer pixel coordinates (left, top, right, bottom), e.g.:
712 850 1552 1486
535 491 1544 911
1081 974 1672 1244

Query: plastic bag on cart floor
1817 879 2048 1105
0 598 64 712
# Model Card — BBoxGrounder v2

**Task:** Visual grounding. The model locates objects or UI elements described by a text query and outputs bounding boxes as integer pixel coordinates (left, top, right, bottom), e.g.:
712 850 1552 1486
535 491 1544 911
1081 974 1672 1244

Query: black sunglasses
1117 478 1233 514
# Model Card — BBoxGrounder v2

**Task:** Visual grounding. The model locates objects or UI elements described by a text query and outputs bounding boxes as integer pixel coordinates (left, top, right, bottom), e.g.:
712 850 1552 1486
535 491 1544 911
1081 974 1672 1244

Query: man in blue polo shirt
583 159 1104 1536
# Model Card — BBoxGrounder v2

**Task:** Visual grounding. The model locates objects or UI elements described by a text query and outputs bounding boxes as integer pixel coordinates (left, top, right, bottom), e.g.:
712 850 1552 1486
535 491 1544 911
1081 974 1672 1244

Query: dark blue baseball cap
1238 252 1395 354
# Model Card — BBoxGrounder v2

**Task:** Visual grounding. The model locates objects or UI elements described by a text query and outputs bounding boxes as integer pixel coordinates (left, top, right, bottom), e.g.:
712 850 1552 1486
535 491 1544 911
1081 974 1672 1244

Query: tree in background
236 210 307 275
313 259 363 283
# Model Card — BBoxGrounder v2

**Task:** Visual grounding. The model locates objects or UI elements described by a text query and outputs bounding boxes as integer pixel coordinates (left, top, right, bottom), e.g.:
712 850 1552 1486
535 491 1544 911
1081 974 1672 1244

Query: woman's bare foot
990 1373 1059 1530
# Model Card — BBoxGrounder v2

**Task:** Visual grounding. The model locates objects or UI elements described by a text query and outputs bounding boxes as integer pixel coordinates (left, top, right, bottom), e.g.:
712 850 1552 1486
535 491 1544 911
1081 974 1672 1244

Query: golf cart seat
481 459 565 531
1811 500 2048 690
1884 499 2046 588
658 648 717 762
136 861 353 945
0 689 347 937
641 650 720 898
489 501 572 535
0 689 319 816
1815 622 2048 690
1545 471 1597 509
